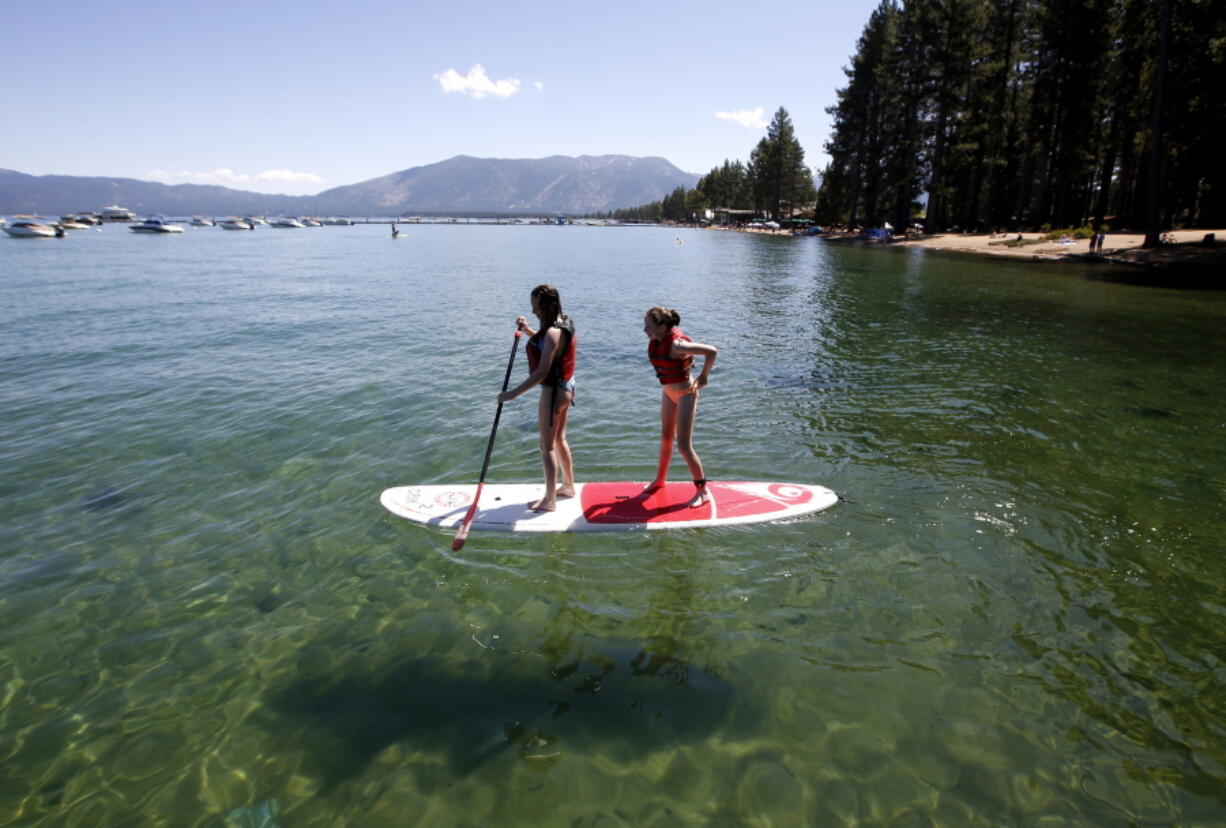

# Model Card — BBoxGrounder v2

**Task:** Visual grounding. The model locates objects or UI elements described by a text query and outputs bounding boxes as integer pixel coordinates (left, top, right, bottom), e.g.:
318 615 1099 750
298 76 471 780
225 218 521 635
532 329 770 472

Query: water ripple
1 225 1224 824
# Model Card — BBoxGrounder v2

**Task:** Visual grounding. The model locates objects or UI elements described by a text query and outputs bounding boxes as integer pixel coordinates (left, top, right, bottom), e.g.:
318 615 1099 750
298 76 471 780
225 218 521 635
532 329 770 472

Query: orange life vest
648 329 692 384
526 316 576 383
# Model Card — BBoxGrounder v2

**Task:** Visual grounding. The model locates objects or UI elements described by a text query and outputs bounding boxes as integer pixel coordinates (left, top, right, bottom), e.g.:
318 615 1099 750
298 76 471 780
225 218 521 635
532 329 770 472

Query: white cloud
255 169 327 185
715 108 768 129
434 64 521 99
147 168 325 186
533 81 544 92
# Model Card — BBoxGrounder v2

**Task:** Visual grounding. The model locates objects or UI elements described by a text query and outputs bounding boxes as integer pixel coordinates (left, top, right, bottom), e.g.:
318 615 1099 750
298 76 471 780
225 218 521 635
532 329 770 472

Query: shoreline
725 225 1225 272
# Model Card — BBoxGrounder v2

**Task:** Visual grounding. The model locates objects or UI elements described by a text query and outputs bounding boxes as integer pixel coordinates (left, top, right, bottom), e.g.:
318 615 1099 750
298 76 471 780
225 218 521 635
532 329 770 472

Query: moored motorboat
100 205 136 222
60 213 100 227
190 216 215 227
269 217 305 228
323 217 353 225
301 217 322 227
130 217 184 233
4 221 63 238
219 218 255 230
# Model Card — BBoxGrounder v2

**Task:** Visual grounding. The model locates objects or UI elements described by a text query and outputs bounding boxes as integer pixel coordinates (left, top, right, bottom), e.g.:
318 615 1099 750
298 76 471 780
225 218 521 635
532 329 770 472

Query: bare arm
498 327 559 403
673 340 718 388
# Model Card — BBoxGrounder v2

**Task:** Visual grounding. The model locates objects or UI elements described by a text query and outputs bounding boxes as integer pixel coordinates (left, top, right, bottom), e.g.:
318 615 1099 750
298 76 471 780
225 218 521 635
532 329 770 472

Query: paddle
453 330 522 551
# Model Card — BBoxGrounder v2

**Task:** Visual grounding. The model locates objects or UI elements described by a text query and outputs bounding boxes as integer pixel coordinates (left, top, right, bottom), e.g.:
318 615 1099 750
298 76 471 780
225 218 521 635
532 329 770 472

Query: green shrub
1042 226 1095 240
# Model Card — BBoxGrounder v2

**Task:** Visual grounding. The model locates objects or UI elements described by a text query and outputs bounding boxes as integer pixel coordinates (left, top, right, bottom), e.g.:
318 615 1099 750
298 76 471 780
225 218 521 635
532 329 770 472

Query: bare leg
554 398 575 498
531 389 559 511
644 391 678 493
674 391 708 505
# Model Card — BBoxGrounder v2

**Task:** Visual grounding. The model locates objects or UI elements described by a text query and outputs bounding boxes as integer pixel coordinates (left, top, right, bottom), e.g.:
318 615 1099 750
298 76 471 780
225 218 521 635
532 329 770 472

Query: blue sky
3 0 880 195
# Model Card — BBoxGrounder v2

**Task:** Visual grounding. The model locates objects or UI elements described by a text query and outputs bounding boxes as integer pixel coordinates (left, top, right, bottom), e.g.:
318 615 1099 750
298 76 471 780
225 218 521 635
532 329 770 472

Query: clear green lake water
1 222 1224 826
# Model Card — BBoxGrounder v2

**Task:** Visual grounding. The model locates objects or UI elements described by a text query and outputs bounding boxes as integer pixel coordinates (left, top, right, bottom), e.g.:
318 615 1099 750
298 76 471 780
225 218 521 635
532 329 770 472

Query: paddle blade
451 483 484 551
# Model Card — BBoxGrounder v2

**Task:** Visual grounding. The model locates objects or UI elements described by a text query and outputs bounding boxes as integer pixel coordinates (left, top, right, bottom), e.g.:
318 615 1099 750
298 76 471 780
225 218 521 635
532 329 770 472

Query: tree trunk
1142 0 1172 248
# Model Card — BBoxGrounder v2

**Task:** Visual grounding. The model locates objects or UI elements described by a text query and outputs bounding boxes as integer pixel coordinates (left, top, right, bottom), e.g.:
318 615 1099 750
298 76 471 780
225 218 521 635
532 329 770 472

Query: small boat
60 213 100 227
322 217 353 225
248 217 268 225
5 221 63 238
219 218 255 230
269 217 305 228
130 218 184 234
190 216 215 227
301 217 322 227
100 205 136 222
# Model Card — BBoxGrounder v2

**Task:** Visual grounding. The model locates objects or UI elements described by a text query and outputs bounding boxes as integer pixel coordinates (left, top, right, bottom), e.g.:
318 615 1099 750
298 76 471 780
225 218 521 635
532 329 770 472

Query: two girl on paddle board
497 285 717 511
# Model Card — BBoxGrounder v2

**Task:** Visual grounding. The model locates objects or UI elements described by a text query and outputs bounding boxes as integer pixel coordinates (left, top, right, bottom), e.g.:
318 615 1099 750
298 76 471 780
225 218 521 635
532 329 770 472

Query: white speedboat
269 217 305 228
190 216 215 227
323 217 353 225
57 219 92 230
219 218 255 230
130 218 184 233
5 221 63 238
301 217 322 227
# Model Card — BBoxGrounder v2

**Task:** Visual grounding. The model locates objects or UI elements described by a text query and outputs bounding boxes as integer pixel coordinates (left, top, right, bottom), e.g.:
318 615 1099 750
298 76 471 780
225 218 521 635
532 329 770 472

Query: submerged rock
82 485 130 512
222 798 280 828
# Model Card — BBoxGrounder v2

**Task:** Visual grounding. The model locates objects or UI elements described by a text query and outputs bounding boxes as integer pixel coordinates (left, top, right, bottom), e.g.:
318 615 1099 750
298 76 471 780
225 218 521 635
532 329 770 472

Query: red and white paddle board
380 481 837 533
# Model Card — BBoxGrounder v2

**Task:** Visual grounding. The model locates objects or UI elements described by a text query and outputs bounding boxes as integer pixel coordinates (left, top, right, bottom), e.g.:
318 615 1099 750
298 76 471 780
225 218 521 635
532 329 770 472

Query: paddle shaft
453 331 521 550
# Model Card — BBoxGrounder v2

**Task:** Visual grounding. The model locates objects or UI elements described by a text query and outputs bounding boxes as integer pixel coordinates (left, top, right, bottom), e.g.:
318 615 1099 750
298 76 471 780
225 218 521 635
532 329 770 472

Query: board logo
398 488 430 514
768 484 811 503
434 490 472 508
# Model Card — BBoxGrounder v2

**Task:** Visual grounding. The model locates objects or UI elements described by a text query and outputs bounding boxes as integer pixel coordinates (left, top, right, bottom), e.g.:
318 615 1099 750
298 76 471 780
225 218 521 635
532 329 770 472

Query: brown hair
531 284 563 328
645 306 681 328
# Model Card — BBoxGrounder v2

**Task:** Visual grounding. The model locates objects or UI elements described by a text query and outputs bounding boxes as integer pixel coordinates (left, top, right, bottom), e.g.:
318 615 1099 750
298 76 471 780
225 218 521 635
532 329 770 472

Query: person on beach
497 284 577 511
642 306 718 506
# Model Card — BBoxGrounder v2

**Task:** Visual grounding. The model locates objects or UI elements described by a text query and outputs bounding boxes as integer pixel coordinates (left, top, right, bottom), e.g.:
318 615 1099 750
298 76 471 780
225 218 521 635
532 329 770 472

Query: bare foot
529 498 557 512
688 485 710 507
642 480 665 495
557 484 576 499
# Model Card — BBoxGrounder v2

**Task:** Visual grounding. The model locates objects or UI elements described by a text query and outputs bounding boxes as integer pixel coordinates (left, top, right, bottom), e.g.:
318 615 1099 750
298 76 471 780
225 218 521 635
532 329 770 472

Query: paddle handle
453 331 521 551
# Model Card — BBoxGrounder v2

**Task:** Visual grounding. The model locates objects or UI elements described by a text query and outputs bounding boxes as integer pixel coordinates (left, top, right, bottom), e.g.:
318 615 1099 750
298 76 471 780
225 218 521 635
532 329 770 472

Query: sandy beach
888 228 1225 266
806 227 1226 270
729 224 1225 269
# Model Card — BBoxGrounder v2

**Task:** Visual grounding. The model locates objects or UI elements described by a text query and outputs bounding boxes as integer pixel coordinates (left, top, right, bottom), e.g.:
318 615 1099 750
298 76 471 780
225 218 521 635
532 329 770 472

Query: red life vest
648 328 692 384
526 316 576 383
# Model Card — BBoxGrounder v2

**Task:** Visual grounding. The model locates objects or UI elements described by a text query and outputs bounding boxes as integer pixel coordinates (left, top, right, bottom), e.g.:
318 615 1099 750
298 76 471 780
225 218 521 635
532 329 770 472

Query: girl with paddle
643 306 718 506
497 284 577 512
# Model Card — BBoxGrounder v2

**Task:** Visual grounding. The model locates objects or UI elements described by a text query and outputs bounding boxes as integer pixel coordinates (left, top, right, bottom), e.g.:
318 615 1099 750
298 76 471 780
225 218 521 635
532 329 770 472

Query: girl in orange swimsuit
643 306 718 506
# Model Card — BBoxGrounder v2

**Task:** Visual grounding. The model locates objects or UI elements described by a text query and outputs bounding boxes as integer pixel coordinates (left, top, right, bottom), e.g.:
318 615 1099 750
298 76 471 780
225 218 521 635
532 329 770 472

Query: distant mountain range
0 155 700 216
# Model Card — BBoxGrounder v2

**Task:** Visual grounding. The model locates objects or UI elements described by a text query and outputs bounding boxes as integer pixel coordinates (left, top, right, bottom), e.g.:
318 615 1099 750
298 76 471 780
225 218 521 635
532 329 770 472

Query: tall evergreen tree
748 108 815 219
816 0 899 227
817 0 1224 235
